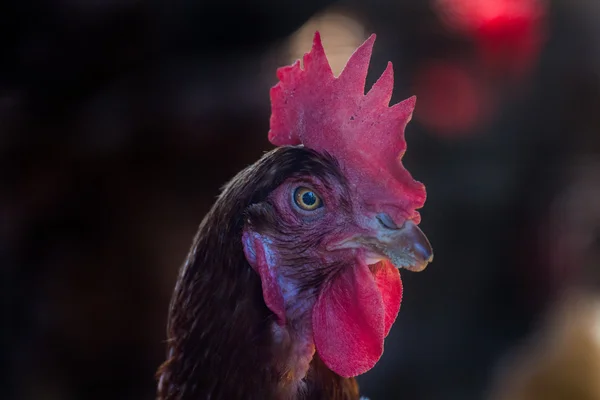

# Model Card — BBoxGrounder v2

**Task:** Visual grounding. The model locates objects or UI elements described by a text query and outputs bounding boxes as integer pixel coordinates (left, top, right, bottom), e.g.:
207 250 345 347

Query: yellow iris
294 187 322 211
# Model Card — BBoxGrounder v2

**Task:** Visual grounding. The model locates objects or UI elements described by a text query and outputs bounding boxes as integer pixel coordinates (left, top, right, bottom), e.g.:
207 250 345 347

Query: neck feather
156 147 360 400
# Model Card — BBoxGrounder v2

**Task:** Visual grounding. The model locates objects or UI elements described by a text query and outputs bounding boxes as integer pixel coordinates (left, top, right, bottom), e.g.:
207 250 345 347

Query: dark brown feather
156 146 360 400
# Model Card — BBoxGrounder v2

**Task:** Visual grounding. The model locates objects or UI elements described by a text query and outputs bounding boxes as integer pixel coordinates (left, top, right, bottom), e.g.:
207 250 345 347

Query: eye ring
293 187 323 211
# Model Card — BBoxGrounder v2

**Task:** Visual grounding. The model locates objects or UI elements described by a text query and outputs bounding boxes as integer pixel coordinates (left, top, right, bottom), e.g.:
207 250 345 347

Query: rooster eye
293 187 323 211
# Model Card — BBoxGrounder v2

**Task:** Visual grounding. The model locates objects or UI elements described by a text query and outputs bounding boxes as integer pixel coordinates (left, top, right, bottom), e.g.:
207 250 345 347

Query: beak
355 213 433 272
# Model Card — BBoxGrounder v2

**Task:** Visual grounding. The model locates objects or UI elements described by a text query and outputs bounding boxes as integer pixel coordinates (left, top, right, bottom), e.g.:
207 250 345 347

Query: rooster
156 32 433 400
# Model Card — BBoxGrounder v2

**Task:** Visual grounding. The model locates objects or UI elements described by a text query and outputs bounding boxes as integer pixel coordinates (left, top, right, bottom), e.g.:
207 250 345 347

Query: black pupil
302 191 317 206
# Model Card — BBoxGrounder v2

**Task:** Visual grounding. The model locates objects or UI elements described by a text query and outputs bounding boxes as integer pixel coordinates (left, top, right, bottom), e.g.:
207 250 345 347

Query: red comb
269 32 426 220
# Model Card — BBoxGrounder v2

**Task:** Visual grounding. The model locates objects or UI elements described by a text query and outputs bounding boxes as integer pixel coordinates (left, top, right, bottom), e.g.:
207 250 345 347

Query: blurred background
2 0 600 399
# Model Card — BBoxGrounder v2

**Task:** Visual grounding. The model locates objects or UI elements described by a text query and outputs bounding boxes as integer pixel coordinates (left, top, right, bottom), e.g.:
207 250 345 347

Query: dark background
3 0 600 399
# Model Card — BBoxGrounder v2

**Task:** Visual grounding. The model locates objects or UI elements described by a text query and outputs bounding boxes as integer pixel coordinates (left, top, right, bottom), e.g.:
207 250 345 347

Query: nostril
376 213 400 230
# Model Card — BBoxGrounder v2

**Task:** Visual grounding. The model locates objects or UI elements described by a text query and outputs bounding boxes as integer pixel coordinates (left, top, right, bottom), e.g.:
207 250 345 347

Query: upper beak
360 214 433 272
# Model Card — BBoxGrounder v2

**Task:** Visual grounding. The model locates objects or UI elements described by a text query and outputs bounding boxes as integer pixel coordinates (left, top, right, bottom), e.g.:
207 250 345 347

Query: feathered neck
157 168 280 399
156 147 360 400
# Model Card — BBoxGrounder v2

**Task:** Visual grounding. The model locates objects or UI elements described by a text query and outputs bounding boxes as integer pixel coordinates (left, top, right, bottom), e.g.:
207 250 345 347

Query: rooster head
242 32 432 378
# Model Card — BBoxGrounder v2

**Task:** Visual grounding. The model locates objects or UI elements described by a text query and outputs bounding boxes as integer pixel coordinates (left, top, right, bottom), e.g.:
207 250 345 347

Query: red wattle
374 261 403 335
312 261 402 377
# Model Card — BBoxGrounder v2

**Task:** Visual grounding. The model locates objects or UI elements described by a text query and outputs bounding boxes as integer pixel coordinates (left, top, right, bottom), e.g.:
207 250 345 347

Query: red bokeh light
435 0 547 79
412 61 492 137
435 0 545 33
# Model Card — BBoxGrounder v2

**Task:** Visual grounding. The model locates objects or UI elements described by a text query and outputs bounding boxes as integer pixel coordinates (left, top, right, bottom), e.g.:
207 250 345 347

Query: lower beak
358 217 433 272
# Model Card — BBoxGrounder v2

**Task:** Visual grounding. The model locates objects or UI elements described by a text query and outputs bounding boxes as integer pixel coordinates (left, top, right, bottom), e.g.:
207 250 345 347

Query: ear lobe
242 230 258 265
242 230 286 325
